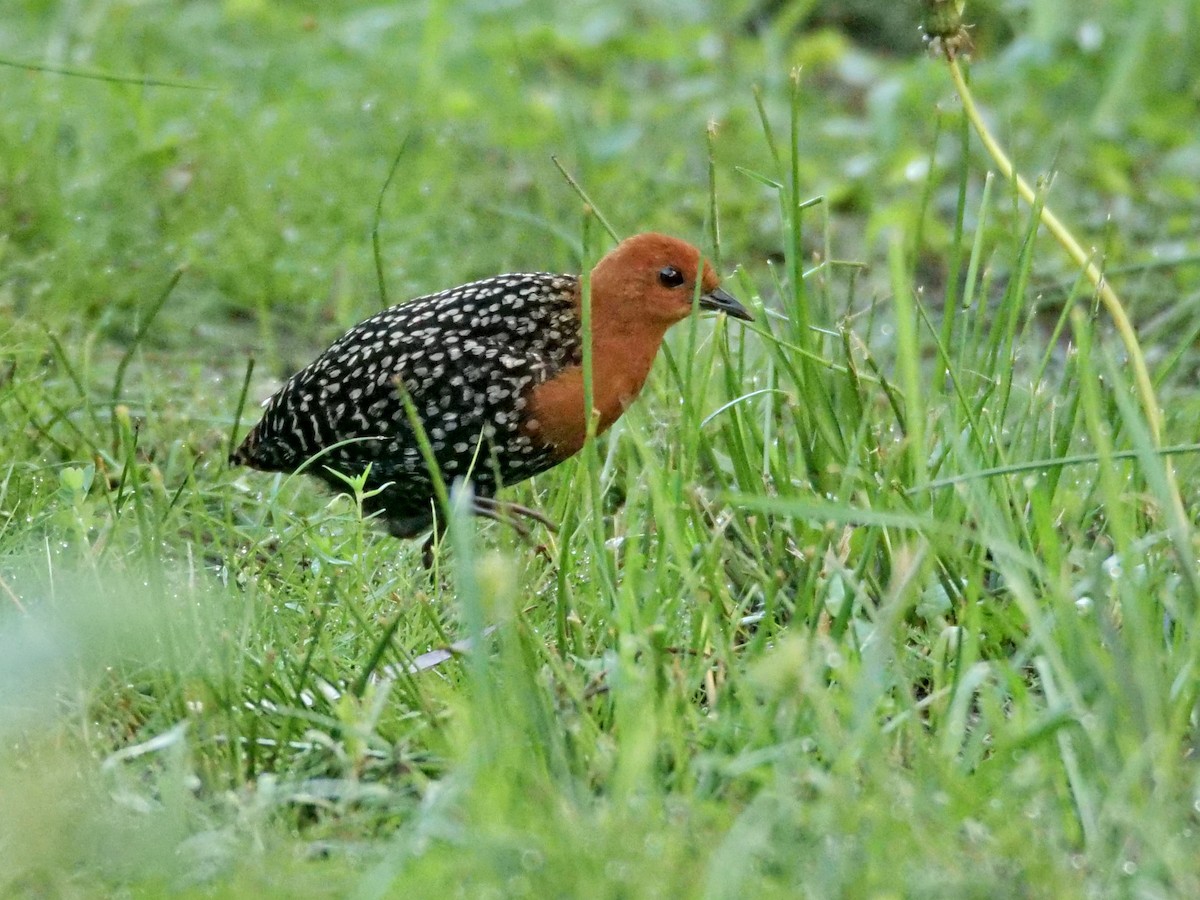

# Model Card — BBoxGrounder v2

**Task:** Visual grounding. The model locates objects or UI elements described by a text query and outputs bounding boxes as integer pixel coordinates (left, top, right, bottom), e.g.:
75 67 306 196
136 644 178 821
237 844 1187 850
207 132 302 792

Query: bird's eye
658 265 685 288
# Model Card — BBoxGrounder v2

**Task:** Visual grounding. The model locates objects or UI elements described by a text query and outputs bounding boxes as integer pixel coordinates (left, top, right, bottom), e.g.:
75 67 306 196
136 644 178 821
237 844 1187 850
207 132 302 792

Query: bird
230 232 752 548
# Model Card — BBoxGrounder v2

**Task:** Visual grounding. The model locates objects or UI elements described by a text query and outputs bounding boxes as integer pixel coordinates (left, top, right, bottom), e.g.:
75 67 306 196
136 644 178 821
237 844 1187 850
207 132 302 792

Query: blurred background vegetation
6 0 1195 349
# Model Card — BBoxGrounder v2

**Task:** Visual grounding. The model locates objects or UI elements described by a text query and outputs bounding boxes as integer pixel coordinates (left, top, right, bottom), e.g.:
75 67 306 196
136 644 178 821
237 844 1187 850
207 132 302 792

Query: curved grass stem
945 53 1196 605
947 57 1160 440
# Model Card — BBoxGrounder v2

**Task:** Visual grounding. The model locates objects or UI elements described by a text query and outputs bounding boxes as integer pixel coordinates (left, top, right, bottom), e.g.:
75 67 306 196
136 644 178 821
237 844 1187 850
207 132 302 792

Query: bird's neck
522 320 669 460
587 323 666 430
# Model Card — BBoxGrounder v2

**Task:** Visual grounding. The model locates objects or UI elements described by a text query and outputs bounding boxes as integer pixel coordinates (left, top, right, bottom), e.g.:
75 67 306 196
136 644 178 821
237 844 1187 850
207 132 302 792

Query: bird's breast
521 331 662 460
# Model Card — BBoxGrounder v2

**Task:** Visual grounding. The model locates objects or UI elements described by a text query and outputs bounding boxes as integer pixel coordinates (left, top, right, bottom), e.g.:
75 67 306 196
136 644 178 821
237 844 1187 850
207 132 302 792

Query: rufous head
587 232 752 327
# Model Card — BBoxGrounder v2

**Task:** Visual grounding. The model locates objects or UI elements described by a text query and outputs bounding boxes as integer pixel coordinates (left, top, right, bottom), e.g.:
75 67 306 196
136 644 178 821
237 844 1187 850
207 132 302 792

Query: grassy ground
3 0 1200 896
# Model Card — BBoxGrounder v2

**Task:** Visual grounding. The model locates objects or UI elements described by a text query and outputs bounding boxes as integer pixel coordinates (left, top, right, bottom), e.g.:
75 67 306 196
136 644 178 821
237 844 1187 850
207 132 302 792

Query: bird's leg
420 515 446 570
470 500 533 540
470 496 558 541
420 498 554 565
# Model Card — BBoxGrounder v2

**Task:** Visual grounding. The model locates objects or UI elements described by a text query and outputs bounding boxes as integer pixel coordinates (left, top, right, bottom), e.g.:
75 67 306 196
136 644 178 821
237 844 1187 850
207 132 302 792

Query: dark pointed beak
699 286 754 322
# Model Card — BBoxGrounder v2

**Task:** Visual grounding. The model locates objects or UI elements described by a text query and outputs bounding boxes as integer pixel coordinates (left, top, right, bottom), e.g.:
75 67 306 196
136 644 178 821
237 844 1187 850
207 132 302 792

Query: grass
3 0 1200 896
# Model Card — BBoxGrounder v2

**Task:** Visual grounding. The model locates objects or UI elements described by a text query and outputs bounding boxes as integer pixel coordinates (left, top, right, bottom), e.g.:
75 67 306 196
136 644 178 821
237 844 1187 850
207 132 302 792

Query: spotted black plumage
232 272 582 537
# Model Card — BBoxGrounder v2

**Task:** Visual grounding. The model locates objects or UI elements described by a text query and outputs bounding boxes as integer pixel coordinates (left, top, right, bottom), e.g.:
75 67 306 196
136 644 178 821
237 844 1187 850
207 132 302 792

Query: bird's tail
228 428 258 467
